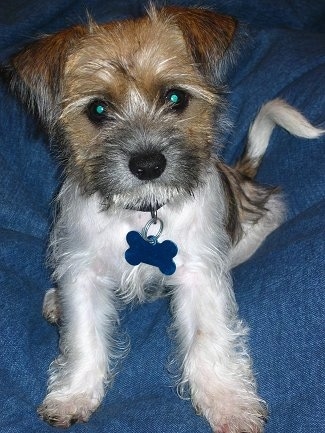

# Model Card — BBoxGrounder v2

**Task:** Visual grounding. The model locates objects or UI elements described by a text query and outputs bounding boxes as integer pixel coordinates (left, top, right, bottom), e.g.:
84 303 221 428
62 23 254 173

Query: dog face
61 14 217 211
5 7 237 212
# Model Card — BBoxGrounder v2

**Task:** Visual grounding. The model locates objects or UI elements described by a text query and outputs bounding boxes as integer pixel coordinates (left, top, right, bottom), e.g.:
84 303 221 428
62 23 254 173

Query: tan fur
60 16 219 185
4 7 239 197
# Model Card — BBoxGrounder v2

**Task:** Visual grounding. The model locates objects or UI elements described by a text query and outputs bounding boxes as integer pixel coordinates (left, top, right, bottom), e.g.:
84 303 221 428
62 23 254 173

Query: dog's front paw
38 392 100 428
194 390 267 433
212 410 266 433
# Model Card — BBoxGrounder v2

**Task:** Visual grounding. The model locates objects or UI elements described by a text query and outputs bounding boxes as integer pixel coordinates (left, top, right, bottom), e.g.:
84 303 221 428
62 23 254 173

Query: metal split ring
141 217 163 243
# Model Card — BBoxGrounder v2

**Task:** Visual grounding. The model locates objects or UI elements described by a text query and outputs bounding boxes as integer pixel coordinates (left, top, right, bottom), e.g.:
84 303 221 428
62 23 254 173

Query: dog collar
125 202 164 218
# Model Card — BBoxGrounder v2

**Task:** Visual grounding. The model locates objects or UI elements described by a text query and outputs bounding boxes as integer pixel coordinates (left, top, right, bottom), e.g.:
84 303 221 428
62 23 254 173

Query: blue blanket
0 1 324 432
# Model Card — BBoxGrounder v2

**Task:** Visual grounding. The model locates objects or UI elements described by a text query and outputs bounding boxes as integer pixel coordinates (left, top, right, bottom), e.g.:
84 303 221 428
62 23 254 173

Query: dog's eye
165 89 189 111
86 100 109 124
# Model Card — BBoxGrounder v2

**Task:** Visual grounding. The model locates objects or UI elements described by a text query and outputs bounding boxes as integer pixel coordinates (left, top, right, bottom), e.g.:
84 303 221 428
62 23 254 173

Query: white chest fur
51 168 230 302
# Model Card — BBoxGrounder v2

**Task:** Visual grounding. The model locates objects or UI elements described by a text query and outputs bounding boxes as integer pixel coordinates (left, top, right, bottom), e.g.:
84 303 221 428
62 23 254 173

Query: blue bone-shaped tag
125 231 178 275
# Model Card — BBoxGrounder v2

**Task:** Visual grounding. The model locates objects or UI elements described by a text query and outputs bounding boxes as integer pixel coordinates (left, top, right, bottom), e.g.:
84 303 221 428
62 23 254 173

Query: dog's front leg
171 268 266 433
38 267 118 428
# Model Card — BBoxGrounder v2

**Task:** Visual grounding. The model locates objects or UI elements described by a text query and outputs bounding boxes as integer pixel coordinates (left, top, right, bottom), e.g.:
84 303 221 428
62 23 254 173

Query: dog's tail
236 98 324 178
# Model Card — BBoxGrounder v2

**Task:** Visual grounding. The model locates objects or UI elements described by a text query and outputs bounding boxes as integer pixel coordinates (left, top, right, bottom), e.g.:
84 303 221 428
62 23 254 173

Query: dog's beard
88 144 204 212
101 182 194 212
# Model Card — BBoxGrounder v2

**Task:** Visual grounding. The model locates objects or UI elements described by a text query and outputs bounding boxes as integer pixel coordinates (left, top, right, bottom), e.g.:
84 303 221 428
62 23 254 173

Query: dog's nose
129 152 166 180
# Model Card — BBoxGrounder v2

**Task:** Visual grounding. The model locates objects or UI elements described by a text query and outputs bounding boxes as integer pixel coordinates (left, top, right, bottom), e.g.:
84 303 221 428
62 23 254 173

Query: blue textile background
0 1 324 433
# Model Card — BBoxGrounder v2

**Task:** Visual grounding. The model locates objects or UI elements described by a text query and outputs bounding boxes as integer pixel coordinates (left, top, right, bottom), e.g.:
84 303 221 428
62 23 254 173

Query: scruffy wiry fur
2 5 324 433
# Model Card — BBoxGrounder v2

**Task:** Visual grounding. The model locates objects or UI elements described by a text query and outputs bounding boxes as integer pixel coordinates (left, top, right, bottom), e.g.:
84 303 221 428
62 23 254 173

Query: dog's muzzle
126 151 167 214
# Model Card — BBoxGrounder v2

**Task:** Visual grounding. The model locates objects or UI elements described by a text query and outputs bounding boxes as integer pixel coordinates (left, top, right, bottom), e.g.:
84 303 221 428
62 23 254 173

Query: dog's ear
1 25 87 127
159 6 238 83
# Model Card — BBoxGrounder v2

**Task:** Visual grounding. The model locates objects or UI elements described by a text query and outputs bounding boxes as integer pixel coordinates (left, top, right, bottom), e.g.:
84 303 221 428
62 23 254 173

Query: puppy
2 6 323 433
